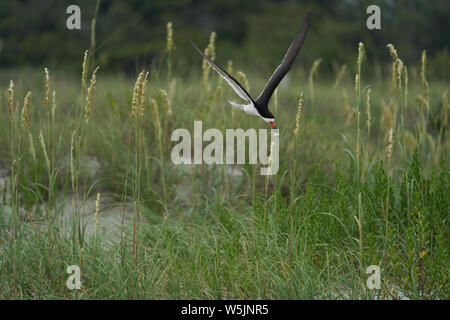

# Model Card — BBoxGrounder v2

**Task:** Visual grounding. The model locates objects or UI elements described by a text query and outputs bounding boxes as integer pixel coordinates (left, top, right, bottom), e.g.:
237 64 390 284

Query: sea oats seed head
386 128 394 163
294 91 303 139
354 74 359 97
420 50 427 84
420 50 430 106
7 80 14 116
131 71 147 118
82 50 89 89
141 71 149 111
356 42 365 75
27 131 36 162
21 91 32 130
386 44 403 95
94 192 101 232
131 73 143 117
43 67 50 108
387 44 399 61
207 31 216 61
51 91 56 122
366 88 372 134
166 22 174 53
85 66 100 122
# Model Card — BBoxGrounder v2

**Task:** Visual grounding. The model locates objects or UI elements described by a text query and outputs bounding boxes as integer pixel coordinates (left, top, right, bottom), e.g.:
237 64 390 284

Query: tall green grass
0 33 448 299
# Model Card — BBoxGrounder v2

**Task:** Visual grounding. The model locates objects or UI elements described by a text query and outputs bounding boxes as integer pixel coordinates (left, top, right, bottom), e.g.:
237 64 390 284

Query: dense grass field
0 38 448 299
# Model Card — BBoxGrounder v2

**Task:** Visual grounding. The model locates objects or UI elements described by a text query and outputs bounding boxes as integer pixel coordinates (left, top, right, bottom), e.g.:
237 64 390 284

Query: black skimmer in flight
188 13 311 131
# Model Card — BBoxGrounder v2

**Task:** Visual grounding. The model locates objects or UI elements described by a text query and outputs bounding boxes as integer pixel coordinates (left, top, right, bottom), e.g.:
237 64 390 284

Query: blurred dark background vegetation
0 0 448 79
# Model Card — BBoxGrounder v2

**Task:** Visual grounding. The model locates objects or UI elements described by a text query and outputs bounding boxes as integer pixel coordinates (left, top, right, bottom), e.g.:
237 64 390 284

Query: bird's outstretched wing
187 35 254 103
255 13 311 105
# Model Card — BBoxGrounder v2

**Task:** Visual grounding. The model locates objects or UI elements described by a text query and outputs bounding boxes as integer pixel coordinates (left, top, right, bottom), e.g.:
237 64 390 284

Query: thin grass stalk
43 68 54 215
166 22 174 81
21 92 36 173
355 42 365 187
39 130 52 258
402 66 408 152
356 103 361 180
120 118 133 274
7 81 16 295
72 50 88 256
356 44 364 275
81 65 99 268
93 192 101 283
290 91 303 257
69 130 77 253
150 98 167 207
384 128 394 264
274 90 279 210
76 0 101 268
357 192 364 274
292 91 303 211
51 91 56 181
130 71 148 290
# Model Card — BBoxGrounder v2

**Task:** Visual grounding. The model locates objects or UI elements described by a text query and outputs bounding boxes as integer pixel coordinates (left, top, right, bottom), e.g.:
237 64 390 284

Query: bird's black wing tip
184 32 203 54
183 32 193 44
305 12 311 24
303 12 311 25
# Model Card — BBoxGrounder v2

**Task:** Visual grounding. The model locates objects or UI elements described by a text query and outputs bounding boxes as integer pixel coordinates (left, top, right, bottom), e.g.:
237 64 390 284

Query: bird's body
229 101 264 118
188 13 311 130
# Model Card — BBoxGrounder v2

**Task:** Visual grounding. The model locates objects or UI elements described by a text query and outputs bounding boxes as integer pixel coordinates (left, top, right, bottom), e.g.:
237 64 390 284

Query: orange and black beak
269 121 277 130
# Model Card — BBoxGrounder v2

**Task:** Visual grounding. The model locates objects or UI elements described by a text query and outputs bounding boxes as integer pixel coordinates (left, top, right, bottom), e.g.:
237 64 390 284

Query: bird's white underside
204 56 274 123
228 101 273 123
